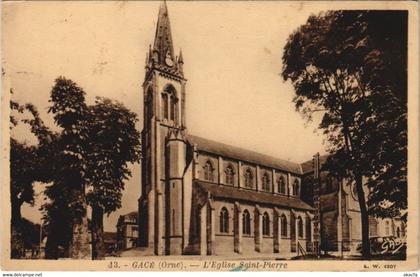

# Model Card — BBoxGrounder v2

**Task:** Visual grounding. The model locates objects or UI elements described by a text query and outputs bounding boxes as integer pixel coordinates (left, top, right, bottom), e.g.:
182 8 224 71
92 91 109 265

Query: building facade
103 232 117 254
116 212 139 250
301 159 406 255
138 2 405 257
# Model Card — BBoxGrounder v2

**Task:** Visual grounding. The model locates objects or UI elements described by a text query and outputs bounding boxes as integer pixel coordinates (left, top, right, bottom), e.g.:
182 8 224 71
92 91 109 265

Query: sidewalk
106 247 303 260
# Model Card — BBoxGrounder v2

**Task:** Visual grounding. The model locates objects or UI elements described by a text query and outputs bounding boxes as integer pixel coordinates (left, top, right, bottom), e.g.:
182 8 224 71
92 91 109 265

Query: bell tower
139 1 187 255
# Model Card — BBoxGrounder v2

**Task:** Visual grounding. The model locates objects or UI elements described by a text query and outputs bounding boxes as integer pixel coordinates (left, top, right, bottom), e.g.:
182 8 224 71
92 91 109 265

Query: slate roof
187 135 303 175
196 181 315 211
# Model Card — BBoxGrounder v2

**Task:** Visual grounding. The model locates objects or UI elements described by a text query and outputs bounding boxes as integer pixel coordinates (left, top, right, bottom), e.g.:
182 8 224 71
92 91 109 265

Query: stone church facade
301 159 405 254
138 2 405 257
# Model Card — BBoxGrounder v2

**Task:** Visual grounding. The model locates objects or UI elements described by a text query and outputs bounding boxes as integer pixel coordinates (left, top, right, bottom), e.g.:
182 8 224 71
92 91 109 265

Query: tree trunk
355 174 370 259
91 205 105 260
69 192 91 259
69 215 91 259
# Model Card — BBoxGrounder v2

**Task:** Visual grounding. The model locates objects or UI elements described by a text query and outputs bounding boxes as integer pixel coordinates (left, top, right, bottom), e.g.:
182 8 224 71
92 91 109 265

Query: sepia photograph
1 0 419 272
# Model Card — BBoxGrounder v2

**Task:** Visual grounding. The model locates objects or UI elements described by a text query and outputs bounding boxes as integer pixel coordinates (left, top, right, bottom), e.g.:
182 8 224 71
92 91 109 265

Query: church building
138 2 405 257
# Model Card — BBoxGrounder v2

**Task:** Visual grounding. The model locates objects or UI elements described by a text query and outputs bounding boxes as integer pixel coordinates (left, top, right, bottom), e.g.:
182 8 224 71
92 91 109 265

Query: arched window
385 221 390 236
145 87 154 127
225 165 234 185
204 161 214 182
278 176 286 194
262 173 270 191
162 85 177 122
262 212 270 236
244 169 253 188
281 214 287 237
242 210 251 235
170 95 177 121
293 179 300 196
162 93 168 119
219 207 229 233
298 216 304 238
396 227 401 238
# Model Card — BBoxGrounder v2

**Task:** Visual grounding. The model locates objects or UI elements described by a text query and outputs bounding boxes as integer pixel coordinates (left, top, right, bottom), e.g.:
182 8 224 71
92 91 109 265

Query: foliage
10 93 56 258
85 97 141 215
41 77 141 258
44 77 89 223
11 76 141 259
282 10 407 217
282 10 407 257
10 138 37 213
10 96 55 217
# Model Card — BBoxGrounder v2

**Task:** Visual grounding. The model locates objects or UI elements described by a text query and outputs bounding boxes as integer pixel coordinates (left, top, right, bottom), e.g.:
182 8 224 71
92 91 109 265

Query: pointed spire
178 49 184 64
178 49 184 74
153 0 175 65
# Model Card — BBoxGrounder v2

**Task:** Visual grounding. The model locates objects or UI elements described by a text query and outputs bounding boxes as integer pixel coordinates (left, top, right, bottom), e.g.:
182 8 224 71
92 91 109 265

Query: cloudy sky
4 1 328 232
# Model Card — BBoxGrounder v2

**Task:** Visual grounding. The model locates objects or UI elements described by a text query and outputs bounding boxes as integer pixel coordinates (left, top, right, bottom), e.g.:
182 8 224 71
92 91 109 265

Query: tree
282 11 407 258
10 138 37 258
11 76 141 259
85 97 141 259
42 77 141 259
45 77 91 259
10 138 36 225
10 97 54 258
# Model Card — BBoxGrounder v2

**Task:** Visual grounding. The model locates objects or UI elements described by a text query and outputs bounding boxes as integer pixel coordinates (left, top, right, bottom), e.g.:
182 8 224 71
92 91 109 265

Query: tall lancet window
170 95 177 121
162 84 177 122
162 93 168 119
281 214 288 237
145 87 153 127
244 168 253 189
278 176 286 194
242 209 251 235
262 212 270 236
298 216 304 238
204 161 214 182
225 165 234 185
262 173 270 191
219 207 229 233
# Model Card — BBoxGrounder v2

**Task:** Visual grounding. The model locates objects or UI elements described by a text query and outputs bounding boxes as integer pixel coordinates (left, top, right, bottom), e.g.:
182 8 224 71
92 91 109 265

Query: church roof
196 181 315 211
187 134 303 174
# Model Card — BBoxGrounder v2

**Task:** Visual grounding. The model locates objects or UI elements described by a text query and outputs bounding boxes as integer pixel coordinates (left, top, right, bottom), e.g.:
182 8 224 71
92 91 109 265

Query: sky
3 1 328 232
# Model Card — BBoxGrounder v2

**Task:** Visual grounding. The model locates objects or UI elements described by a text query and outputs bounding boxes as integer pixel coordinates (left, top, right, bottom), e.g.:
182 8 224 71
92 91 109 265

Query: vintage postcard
1 0 419 272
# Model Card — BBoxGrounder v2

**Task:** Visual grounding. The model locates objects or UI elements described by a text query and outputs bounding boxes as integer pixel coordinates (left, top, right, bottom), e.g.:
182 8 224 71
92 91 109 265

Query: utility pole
39 220 43 259
337 178 343 258
313 153 321 259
